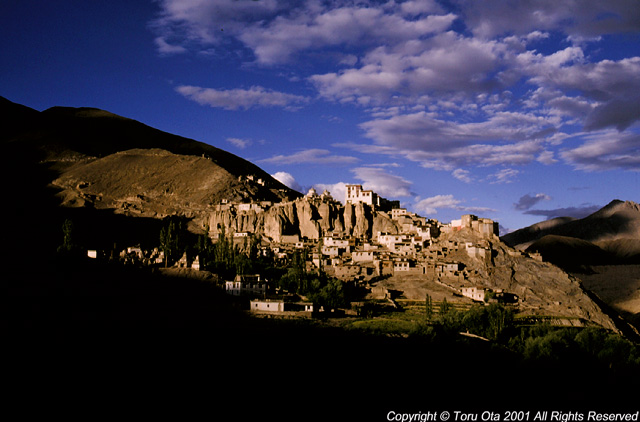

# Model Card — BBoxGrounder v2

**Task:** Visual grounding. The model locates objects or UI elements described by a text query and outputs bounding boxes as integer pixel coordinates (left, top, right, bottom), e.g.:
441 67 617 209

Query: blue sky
2 0 639 232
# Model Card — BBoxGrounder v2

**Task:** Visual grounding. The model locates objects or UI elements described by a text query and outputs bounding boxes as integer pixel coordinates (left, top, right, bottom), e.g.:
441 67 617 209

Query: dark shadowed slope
1 96 300 198
500 216 576 249
525 235 618 270
1 97 301 218
502 200 640 251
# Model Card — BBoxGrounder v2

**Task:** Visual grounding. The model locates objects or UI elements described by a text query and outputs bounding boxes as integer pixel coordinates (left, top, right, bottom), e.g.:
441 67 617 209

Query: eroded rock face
208 199 400 241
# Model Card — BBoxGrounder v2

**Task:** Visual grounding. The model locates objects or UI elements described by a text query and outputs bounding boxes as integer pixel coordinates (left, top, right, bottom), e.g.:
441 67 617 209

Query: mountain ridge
502 199 640 250
1 96 301 223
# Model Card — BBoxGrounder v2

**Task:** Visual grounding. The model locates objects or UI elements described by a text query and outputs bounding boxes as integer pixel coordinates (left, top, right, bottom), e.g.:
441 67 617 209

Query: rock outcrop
208 199 401 241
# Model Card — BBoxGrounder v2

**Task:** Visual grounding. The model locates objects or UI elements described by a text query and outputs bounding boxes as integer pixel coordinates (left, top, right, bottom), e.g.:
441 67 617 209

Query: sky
2 0 639 233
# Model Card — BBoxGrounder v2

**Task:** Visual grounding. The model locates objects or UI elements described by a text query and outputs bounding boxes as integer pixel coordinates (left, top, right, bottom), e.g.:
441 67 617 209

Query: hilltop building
345 184 399 212
448 214 499 238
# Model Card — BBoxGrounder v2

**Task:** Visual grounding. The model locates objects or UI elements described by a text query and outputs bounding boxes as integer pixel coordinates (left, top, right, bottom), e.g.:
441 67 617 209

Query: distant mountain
502 200 640 268
503 200 640 246
500 216 577 249
1 96 301 220
525 235 618 270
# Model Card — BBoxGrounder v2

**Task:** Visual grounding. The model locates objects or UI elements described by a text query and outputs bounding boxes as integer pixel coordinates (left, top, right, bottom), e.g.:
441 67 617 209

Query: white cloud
175 85 309 110
240 6 457 65
271 171 303 192
226 137 252 149
486 168 520 184
259 149 359 165
455 0 640 39
313 182 347 204
310 32 507 104
520 56 640 131
414 194 461 214
561 131 640 172
413 194 495 215
154 36 187 55
355 110 552 170
152 0 640 175
536 150 558 165
452 169 473 183
152 0 456 65
351 167 413 198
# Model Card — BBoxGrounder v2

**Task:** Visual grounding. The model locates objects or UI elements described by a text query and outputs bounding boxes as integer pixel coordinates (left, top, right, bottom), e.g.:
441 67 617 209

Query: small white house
250 299 285 312
225 274 267 296
461 287 486 302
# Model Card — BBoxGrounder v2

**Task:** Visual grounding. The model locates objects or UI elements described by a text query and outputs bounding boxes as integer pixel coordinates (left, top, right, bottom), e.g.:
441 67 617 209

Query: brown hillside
525 234 618 270
502 200 640 251
1 97 302 228
1 97 300 199
52 148 275 220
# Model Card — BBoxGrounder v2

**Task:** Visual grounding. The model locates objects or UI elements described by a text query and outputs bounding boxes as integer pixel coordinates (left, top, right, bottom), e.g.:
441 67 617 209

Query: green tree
57 218 79 255
310 277 347 310
195 226 215 270
159 219 184 267
486 303 514 340
439 297 452 315
425 294 434 322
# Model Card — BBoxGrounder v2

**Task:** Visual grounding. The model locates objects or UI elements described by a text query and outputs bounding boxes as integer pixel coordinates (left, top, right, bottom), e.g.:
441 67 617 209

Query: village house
465 243 490 260
238 203 264 213
352 250 376 262
225 274 268 297
461 286 487 302
374 258 394 276
449 214 499 238
249 299 285 312
346 184 378 207
249 299 315 314
312 253 332 269
345 184 399 211
393 258 411 272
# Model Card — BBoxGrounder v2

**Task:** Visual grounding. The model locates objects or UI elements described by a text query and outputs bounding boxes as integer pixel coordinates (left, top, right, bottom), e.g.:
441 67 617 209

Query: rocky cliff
208 199 401 241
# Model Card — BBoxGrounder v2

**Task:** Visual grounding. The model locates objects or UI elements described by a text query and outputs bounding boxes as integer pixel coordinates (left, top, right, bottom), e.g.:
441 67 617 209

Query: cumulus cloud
175 85 309 110
152 0 457 64
514 193 552 211
310 32 507 104
313 181 347 204
413 194 495 215
154 36 188 54
561 131 640 172
351 167 413 198
152 0 640 175
521 56 640 132
259 148 359 165
150 0 283 52
414 194 460 214
271 171 303 192
487 168 520 184
455 0 640 39
452 169 473 183
354 110 552 170
226 137 252 149
240 6 457 65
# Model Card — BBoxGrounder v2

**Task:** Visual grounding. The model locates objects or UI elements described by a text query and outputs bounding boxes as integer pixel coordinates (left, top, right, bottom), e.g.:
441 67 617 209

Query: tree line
421 295 640 372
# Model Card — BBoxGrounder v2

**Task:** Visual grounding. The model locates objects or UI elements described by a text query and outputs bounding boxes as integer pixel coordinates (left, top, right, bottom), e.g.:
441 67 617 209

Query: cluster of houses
213 185 522 313
90 184 523 314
